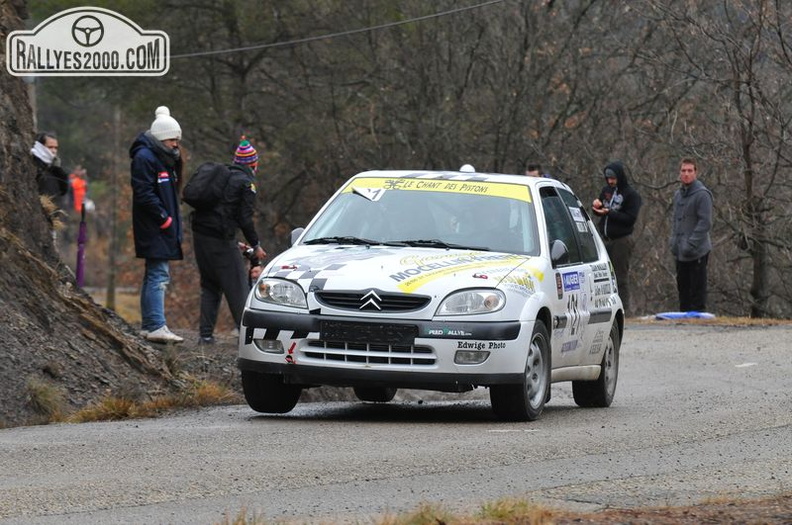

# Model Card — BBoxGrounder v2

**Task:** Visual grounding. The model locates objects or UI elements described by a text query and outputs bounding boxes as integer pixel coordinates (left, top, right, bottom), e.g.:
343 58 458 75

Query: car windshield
301 177 541 255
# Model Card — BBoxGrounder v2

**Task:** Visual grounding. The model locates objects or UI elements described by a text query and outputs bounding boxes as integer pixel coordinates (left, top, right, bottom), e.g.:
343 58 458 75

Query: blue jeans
140 259 170 332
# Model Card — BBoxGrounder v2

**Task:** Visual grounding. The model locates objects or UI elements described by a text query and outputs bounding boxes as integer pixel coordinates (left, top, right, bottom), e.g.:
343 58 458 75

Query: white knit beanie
149 106 182 141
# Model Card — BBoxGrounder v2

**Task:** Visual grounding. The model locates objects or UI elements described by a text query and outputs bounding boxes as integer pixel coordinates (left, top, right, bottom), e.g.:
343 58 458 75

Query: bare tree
638 0 792 317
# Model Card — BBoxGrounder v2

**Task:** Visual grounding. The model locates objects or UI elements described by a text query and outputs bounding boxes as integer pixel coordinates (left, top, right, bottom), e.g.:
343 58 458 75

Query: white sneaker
146 325 184 344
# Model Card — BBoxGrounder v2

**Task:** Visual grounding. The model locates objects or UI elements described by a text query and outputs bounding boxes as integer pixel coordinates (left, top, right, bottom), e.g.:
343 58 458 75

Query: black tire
241 370 302 414
353 386 397 403
573 320 620 408
490 321 551 421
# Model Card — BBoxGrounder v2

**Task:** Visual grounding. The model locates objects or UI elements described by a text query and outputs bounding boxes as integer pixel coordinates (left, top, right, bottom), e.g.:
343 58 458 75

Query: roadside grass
217 499 560 525
25 376 69 424
215 491 792 525
66 376 239 423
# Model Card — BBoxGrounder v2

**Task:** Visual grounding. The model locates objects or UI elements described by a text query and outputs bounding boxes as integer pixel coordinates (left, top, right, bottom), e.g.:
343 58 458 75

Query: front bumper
239 308 530 389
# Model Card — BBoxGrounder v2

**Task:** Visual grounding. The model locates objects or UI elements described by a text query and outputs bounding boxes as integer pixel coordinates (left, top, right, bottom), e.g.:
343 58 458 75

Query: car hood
263 244 546 296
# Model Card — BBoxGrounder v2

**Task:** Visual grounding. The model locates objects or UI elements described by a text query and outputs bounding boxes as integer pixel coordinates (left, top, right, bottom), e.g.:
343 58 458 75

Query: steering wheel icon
71 15 104 47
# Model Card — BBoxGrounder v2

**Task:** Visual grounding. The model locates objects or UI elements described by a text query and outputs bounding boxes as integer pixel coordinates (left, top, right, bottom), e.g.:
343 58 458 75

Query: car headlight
254 278 307 308
437 289 506 316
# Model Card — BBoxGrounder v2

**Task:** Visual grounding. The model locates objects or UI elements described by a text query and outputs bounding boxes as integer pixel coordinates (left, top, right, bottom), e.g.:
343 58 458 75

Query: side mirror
550 239 569 266
290 227 305 247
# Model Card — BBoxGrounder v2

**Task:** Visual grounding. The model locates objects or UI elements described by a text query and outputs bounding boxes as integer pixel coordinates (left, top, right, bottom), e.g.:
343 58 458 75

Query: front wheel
490 321 551 421
573 320 620 407
241 370 302 414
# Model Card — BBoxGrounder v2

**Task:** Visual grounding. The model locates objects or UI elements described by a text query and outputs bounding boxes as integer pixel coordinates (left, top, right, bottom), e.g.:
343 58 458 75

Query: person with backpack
186 137 267 344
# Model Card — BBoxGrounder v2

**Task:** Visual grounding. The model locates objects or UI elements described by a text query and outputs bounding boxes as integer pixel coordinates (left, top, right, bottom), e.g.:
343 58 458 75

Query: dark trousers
604 236 634 316
193 231 248 338
676 252 709 312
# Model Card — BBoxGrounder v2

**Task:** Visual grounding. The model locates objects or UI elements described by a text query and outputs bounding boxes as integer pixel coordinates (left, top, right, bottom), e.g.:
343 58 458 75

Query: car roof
352 169 572 192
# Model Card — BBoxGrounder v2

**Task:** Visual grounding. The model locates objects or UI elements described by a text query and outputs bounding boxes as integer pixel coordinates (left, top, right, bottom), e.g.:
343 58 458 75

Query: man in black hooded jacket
592 161 642 316
190 138 267 344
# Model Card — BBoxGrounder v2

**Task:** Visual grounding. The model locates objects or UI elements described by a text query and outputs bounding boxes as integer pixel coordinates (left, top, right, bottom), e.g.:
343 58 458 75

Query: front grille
304 339 436 366
315 290 430 312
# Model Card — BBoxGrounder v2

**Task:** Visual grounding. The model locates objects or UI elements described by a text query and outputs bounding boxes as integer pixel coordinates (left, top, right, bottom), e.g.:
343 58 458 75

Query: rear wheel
353 386 397 403
241 370 302 414
490 321 551 421
573 320 620 407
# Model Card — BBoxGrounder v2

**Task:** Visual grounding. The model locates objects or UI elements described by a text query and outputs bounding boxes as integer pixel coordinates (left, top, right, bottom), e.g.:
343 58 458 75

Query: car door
539 186 595 368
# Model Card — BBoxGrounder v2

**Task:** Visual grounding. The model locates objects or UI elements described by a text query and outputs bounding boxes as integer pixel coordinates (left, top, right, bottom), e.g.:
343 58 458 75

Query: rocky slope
0 2 177 428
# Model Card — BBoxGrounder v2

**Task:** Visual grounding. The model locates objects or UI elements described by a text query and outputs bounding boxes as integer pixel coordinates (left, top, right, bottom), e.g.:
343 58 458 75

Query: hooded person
190 136 267 344
592 160 642 315
129 106 185 343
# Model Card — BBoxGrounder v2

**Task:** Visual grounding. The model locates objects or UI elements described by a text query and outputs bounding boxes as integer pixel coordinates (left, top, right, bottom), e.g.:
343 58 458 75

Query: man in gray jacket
670 158 713 312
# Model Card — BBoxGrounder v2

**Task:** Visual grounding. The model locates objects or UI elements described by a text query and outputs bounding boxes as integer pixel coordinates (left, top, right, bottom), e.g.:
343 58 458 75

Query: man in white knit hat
129 106 185 343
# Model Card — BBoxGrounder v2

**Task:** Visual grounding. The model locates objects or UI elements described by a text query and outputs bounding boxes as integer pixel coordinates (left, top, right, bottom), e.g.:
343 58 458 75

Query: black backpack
181 162 232 210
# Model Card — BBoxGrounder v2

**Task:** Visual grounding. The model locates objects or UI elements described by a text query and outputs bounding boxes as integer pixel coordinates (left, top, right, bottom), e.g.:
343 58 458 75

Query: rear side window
558 188 599 263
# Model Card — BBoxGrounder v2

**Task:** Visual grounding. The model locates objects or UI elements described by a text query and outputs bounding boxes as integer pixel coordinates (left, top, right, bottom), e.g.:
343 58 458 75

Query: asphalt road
1 324 790 524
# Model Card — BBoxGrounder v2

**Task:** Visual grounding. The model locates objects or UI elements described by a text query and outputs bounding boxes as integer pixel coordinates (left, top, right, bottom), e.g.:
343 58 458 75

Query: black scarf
144 131 181 168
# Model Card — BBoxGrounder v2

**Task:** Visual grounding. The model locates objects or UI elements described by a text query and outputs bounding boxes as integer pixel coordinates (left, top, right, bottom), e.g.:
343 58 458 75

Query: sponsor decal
343 177 532 202
457 341 506 350
561 340 579 353
457 341 486 350
498 271 537 296
569 207 585 222
426 327 473 337
562 271 582 292
555 272 563 299
590 329 605 354
390 252 531 293
591 262 611 282
6 6 169 76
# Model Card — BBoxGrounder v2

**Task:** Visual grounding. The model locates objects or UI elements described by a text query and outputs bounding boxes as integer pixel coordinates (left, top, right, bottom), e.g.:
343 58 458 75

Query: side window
558 188 599 263
540 188 582 265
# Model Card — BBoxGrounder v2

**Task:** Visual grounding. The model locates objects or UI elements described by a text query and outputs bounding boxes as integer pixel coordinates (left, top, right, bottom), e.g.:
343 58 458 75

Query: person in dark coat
190 137 267 344
670 157 713 312
129 106 184 343
592 160 643 315
31 132 69 201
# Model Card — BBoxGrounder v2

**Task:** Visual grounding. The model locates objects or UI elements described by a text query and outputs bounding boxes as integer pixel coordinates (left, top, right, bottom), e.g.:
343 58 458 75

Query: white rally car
238 169 623 421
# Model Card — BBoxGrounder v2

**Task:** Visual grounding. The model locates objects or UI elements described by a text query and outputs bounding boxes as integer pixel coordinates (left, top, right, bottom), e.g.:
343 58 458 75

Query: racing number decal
560 271 586 353
567 293 581 336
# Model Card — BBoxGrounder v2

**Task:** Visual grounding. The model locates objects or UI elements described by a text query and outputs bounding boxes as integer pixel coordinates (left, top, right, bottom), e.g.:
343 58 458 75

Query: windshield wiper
386 239 490 251
303 236 381 246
